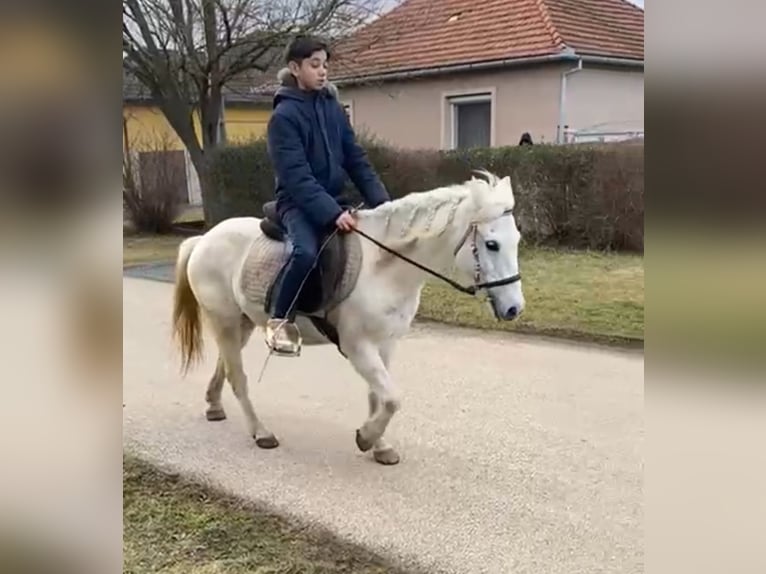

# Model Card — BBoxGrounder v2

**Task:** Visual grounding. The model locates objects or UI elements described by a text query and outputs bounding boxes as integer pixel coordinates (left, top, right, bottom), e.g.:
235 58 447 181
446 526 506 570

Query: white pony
171 170 524 465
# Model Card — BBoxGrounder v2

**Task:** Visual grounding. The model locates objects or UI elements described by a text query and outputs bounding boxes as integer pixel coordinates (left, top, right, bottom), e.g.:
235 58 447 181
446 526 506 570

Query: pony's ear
466 175 491 205
497 175 515 209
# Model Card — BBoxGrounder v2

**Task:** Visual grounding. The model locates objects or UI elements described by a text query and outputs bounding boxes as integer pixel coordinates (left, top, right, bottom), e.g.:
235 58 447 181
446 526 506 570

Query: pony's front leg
367 392 400 465
346 340 401 460
366 340 400 464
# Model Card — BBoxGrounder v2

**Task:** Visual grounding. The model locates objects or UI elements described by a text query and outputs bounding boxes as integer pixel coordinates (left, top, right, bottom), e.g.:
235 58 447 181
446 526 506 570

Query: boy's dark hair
285 35 331 65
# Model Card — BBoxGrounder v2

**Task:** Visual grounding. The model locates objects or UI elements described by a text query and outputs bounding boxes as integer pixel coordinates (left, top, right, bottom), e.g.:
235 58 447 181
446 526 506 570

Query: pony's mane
359 178 485 242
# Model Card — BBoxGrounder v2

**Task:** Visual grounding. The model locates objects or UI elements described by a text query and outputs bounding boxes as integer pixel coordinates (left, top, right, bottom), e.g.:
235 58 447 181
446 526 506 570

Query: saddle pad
239 232 364 314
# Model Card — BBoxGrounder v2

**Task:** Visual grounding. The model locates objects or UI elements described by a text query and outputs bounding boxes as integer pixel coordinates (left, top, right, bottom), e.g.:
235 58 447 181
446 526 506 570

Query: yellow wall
123 104 191 152
223 107 271 144
123 103 271 152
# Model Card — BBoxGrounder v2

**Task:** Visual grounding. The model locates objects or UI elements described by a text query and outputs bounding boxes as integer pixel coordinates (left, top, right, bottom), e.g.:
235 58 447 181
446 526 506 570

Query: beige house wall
564 66 644 137
336 64 565 149
335 62 644 150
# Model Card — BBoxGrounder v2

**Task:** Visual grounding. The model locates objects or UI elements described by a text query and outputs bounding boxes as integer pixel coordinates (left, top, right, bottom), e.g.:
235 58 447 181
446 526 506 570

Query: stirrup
265 319 302 357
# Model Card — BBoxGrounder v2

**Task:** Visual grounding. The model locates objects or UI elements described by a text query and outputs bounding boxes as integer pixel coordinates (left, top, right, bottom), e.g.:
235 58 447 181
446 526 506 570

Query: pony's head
455 170 525 321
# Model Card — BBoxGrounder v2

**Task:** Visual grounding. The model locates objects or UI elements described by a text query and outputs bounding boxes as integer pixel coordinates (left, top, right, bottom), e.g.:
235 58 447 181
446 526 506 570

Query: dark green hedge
209 137 643 252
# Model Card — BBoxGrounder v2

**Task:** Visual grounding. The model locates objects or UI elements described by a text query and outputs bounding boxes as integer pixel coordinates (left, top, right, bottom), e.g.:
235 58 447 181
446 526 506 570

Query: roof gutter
333 51 642 86
579 55 643 68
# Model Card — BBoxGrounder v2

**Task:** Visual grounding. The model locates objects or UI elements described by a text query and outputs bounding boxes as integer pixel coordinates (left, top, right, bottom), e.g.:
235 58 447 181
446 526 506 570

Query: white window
447 92 493 149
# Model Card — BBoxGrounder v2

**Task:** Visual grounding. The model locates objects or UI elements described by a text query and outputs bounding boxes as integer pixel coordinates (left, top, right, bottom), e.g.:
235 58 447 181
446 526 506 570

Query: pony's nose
505 306 519 320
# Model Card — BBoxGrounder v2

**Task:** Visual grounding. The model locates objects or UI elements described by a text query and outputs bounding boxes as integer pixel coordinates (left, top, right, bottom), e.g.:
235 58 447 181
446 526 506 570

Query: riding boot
265 318 302 356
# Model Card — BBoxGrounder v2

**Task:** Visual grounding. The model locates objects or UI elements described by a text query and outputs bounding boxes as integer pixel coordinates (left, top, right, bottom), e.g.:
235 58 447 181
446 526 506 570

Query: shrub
122 122 184 234
208 137 643 252
206 139 275 223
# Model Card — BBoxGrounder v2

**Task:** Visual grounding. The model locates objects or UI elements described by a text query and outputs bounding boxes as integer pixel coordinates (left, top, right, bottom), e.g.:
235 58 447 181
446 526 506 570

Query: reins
351 215 521 297
352 227 481 295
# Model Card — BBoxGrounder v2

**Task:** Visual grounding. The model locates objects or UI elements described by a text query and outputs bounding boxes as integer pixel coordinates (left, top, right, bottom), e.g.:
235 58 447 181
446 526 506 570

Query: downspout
558 58 583 143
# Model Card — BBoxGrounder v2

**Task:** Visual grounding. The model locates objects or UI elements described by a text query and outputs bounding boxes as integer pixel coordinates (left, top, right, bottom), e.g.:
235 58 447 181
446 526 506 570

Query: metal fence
563 128 644 144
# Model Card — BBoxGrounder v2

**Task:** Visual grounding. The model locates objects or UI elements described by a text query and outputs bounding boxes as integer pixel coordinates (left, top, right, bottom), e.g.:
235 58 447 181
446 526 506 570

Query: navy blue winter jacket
266 83 390 230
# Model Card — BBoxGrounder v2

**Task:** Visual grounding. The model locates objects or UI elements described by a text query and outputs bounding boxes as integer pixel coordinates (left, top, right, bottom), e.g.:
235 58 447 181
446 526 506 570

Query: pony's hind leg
205 357 226 421
211 315 278 448
204 316 254 422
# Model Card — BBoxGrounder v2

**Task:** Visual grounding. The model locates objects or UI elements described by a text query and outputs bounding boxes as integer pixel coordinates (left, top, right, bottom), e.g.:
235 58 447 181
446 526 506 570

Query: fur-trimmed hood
275 67 339 100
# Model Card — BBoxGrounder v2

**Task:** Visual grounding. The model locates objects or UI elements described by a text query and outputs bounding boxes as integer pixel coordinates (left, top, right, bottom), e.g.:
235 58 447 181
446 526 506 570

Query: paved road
123 275 643 574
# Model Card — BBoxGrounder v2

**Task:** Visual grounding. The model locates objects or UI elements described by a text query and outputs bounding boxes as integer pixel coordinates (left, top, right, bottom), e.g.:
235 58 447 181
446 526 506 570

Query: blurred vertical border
0 2 122 574
646 1 766 573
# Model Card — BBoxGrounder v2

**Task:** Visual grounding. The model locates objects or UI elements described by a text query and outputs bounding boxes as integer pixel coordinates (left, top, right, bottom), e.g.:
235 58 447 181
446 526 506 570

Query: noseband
352 209 521 296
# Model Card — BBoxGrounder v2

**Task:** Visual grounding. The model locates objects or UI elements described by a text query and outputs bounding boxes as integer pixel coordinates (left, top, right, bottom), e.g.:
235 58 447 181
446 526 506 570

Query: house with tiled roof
123 66 279 205
331 0 644 148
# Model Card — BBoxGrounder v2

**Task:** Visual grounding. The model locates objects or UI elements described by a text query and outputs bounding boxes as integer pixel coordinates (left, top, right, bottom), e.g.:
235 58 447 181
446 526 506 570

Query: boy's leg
266 207 319 354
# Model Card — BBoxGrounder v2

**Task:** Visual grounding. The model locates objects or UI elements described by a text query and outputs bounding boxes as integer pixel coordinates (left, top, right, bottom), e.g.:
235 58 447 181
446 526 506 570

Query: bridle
451 208 522 293
351 208 521 296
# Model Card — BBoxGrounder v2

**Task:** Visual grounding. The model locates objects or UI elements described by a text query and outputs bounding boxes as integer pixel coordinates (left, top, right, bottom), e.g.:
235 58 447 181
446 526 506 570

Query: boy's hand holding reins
335 210 357 232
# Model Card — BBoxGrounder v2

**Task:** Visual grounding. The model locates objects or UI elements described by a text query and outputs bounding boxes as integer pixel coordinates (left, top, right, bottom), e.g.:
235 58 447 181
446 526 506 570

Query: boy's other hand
335 210 357 232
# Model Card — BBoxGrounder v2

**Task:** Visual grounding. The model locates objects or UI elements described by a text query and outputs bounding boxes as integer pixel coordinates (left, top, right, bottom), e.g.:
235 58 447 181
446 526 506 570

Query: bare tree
123 0 385 224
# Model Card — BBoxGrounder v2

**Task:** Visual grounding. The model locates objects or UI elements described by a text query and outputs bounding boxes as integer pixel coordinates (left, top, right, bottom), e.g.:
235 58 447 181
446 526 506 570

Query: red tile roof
332 0 643 80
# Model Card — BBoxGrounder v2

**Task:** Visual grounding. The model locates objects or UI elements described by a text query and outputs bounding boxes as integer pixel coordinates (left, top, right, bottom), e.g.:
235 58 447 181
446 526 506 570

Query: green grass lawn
175 205 204 223
420 246 643 344
123 234 187 266
124 455 413 574
123 234 643 345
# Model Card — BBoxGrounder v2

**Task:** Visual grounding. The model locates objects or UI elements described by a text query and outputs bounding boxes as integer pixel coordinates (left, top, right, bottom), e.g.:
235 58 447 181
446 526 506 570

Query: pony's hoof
255 434 279 449
373 448 400 465
355 429 374 452
205 408 226 421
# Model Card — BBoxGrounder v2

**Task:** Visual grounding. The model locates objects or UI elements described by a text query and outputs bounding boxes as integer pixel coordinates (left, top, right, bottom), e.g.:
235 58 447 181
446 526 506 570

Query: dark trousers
273 207 320 319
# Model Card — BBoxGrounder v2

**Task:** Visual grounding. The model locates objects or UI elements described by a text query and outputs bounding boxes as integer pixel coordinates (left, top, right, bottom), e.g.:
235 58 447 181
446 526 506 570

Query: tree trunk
186 147 215 227
198 163 216 227
195 85 225 227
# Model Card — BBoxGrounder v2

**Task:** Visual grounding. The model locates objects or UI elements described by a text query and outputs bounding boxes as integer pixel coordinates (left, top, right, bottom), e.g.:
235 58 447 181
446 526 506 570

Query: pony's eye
485 240 500 252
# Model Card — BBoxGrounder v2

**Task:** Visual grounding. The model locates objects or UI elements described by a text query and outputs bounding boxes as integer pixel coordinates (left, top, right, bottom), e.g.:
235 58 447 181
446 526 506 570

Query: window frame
442 88 496 150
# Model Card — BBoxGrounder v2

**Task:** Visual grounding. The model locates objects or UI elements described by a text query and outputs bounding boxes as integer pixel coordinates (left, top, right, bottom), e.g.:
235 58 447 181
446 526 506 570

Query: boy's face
289 49 328 91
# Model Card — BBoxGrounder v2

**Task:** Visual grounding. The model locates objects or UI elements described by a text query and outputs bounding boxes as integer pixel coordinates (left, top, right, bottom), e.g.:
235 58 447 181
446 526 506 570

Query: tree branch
168 0 204 75
123 0 393 203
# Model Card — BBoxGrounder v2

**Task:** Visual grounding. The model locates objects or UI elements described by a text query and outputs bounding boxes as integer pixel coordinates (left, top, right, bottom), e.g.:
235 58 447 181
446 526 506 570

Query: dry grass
123 235 644 345
123 455 415 574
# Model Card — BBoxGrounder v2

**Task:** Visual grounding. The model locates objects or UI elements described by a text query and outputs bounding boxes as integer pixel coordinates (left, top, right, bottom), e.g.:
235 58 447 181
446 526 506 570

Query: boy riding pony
265 35 390 355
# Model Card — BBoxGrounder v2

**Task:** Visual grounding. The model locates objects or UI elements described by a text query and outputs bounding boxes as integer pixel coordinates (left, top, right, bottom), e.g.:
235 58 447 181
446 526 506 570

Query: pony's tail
172 235 203 374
